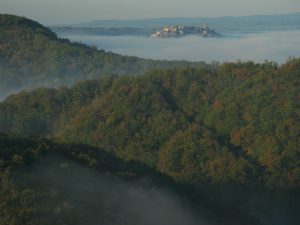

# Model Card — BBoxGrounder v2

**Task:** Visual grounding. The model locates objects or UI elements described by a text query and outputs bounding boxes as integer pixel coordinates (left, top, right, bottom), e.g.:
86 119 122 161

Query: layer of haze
29 156 209 225
62 30 300 63
1 0 300 25
25 156 300 225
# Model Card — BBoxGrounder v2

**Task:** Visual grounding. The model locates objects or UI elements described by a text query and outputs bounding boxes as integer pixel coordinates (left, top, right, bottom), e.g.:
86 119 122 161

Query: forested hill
1 59 299 189
1 13 300 225
2 132 300 225
1 133 267 225
0 14 198 99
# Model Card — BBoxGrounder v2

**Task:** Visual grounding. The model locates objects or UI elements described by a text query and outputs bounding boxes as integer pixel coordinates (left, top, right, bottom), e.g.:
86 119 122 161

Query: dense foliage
0 133 176 225
1 133 268 225
1 59 299 189
0 14 199 98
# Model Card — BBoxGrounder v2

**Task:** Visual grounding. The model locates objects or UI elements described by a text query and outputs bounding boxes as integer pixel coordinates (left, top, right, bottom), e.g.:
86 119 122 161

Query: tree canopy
1 59 299 189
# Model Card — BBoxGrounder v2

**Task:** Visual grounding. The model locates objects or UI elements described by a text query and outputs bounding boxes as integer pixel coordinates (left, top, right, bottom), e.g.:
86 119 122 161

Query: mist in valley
28 156 213 225
21 155 299 225
1 28 299 101
61 30 300 63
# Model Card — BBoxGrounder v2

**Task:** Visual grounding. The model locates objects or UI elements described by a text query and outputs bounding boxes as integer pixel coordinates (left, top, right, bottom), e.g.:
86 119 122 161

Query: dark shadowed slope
0 133 265 225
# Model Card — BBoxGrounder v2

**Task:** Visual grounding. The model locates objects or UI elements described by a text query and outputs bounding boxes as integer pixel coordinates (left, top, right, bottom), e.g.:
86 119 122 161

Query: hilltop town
151 24 221 38
51 23 222 38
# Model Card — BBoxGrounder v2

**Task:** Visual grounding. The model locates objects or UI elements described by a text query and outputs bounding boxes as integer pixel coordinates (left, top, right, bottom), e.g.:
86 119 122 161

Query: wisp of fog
63 30 300 63
28 156 211 225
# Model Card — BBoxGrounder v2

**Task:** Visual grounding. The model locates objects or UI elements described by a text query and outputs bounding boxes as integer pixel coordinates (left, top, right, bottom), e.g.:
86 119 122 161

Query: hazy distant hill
0 14 198 100
67 13 300 33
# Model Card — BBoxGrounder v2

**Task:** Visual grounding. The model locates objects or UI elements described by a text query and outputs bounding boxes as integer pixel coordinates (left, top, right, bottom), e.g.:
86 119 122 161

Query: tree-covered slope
0 14 199 99
1 133 269 225
1 13 300 225
204 60 300 187
1 59 299 189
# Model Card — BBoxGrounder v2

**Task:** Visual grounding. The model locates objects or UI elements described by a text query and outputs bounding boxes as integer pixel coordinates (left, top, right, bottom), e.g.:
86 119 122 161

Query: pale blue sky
1 0 300 25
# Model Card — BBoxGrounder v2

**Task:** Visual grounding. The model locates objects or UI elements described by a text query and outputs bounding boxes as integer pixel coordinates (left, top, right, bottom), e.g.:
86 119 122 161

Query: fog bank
29 157 211 225
63 30 300 63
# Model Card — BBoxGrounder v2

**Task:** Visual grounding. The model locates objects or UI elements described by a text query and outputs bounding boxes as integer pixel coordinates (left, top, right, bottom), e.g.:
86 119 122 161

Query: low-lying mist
62 30 300 63
28 156 212 225
25 156 300 225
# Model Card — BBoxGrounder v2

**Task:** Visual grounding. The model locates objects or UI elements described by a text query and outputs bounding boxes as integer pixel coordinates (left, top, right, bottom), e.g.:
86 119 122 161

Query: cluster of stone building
151 24 220 38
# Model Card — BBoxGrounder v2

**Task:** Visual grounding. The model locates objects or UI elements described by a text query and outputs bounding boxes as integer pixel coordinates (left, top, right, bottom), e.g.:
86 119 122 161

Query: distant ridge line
60 12 300 28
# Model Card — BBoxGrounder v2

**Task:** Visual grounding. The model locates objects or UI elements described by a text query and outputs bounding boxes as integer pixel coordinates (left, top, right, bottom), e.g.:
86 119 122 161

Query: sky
1 0 300 25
